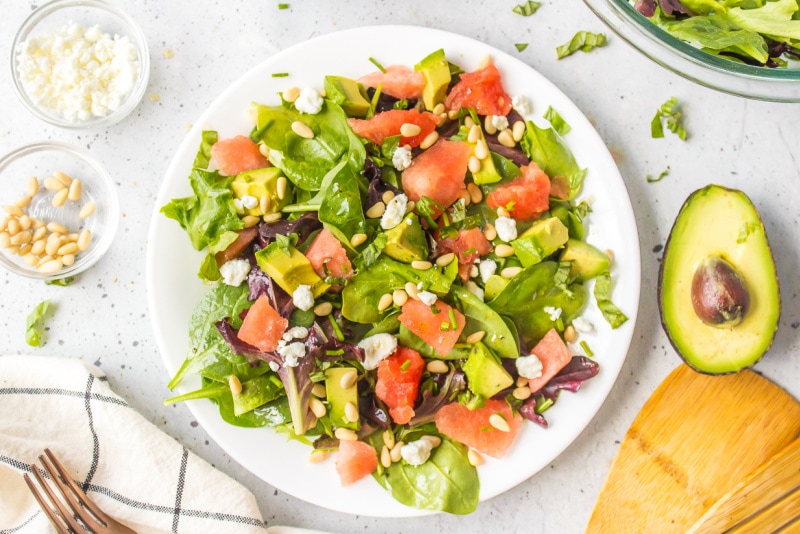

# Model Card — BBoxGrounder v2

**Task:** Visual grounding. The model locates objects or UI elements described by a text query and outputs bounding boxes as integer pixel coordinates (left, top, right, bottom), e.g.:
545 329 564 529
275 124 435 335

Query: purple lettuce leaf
257 212 321 248
365 176 402 211
409 368 467 427
214 319 278 366
520 356 600 428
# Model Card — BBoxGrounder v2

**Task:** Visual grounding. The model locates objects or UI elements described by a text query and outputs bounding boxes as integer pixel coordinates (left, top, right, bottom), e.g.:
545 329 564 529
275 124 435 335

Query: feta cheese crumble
400 439 434 466
292 284 315 311
294 87 324 114
543 306 563 321
240 195 258 210
572 317 594 333
490 115 509 131
512 95 531 116
278 341 306 367
283 326 309 341
392 145 413 171
417 291 438 306
516 354 544 379
479 259 498 283
465 280 484 301
494 216 518 242
269 361 280 372
357 333 397 370
219 258 251 287
381 193 408 230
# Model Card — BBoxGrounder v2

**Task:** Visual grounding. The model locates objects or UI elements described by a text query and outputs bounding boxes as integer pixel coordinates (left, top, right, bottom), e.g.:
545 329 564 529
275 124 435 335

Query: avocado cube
383 213 429 263
414 49 451 111
325 367 359 430
462 342 513 398
324 76 371 118
559 239 610 281
231 167 287 216
511 217 569 267
255 243 330 297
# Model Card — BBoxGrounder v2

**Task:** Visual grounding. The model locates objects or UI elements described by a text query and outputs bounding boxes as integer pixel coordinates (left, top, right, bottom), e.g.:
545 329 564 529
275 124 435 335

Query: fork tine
23 471 69 534
26 462 84 533
43 448 112 525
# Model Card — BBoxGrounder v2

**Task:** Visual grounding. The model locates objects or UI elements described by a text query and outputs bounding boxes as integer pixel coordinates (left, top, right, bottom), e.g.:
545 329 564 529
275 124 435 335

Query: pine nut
517 375 529 388
495 244 515 258
18 215 32 231
1 232 12 248
228 375 242 395
311 383 327 398
470 265 479 278
38 259 62 274
283 86 300 102
17 243 31 256
45 239 60 257
477 53 493 69
79 202 96 219
390 442 404 462
31 218 44 229
291 121 314 139
10 231 32 246
426 360 449 374
383 429 396 450
467 183 483 203
513 386 532 400
432 103 446 115
52 188 69 207
381 445 392 468
339 370 358 390
4 205 24 217
54 170 72 186
344 401 359 423
15 196 32 208
7 219 20 235
68 179 82 201
512 120 526 142
313 301 333 316
381 190 395 204
489 413 511 432
260 194 271 215
366 201 386 219
0 217 8 231
6 245 19 255
484 115 497 135
61 254 75 266
474 139 489 160
464 116 475 129
309 397 327 418
308 450 328 463
23 253 38 266
420 131 439 149
404 282 419 300
77 230 92 251
276 176 287 200
43 177 65 191
484 224 497 241
501 266 523 279
30 239 45 255
497 206 511 218
26 177 39 196
57 242 78 255
468 156 481 174
262 212 282 223
399 123 421 137
406 200 415 213
467 124 481 144
564 325 578 343
435 253 455 267
378 293 393 311
258 143 270 159
605 249 615 266
468 449 484 466
447 109 459 120
421 435 442 448
392 289 408 306
466 330 486 344
459 189 472 206
36 255 53 268
32 226 46 241
350 233 367 247
242 215 260 228
497 129 516 148
334 427 358 441
411 260 432 270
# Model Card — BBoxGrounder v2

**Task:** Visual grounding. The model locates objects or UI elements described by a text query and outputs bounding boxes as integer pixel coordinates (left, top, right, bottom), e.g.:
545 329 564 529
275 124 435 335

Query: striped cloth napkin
0 354 267 533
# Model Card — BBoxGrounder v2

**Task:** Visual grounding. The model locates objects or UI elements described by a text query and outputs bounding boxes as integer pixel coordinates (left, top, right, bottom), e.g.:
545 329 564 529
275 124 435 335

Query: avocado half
658 185 780 375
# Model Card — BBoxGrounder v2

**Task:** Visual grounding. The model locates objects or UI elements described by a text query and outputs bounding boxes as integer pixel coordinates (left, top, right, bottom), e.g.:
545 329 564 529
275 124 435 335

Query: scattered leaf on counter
651 97 687 140
278 3 290 8
26 300 51 347
556 31 607 59
513 1 541 16
646 166 671 183
544 106 571 136
45 276 75 287
272 72 289 78
515 43 529 52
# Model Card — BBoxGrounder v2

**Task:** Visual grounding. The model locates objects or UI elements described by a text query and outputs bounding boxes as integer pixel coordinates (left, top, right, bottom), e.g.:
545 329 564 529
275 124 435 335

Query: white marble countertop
2 1 799 532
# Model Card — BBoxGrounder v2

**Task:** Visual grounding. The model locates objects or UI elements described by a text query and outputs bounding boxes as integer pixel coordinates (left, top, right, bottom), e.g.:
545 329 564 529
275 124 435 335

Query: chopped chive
369 57 386 73
448 309 457 329
463 247 477 256
440 321 451 331
515 43 529 52
328 314 345 341
580 340 594 357
479 426 494 432
504 200 516 211
431 305 441 315
272 72 289 78
325 349 345 356
278 2 289 8
400 360 411 372
269 375 283 387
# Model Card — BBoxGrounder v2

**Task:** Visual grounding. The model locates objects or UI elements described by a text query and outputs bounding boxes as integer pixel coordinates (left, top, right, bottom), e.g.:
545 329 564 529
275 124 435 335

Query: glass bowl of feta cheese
10 0 150 129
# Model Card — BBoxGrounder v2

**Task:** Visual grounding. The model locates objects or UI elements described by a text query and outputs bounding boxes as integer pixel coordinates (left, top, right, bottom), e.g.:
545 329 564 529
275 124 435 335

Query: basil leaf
646 166 671 183
520 120 586 200
45 277 74 287
515 43 529 52
26 300 51 347
543 106 571 136
556 31 608 59
652 97 687 140
594 271 629 329
513 1 541 16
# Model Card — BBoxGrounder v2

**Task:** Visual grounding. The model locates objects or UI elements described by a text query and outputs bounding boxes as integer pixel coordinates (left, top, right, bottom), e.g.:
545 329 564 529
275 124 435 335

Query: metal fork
23 448 137 534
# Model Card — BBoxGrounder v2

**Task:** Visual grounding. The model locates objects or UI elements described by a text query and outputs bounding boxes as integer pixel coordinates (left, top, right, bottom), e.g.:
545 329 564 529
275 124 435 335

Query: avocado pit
691 256 750 327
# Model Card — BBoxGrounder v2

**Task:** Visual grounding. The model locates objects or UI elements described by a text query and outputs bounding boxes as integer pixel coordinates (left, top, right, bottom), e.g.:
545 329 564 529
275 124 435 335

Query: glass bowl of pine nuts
0 141 118 280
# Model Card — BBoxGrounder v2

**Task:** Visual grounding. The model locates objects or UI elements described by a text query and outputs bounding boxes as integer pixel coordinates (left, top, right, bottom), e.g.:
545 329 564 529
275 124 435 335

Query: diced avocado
559 239 610 281
231 167 289 216
484 274 509 301
414 49 451 111
325 367 359 430
462 342 513 398
323 76 371 118
383 213 429 263
511 217 569 267
255 242 330 297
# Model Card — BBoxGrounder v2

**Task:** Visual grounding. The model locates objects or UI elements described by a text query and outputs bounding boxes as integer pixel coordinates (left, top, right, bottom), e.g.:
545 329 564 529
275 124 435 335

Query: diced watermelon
304 228 352 280
375 346 425 425
347 109 438 148
210 135 268 176
401 139 471 209
436 227 493 281
336 439 378 486
487 162 551 222
398 299 465 356
236 294 288 352
527 328 572 393
435 399 523 458
444 63 512 117
358 65 425 100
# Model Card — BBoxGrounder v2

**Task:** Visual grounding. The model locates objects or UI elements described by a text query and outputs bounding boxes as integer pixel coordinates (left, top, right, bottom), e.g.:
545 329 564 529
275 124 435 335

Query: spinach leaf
520 121 586 200
318 161 367 243
26 300 51 347
397 324 471 360
594 271 629 329
450 285 519 359
233 373 286 416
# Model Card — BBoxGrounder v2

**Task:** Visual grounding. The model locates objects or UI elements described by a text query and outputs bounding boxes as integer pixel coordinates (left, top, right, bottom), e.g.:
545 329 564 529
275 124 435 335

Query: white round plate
146 25 641 517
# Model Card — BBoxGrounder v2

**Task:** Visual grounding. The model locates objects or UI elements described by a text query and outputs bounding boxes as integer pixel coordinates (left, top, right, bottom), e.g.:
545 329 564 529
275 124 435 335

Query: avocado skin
658 185 780 375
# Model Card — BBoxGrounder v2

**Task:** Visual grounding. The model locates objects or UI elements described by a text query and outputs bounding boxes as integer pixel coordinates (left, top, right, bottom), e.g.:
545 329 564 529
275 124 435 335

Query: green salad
162 49 627 514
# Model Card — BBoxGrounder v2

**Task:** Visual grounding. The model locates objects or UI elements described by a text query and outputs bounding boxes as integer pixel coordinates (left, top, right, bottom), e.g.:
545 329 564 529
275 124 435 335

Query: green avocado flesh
659 185 780 375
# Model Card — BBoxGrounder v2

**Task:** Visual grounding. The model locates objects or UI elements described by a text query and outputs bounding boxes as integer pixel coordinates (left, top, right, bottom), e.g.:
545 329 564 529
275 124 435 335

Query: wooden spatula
586 364 800 533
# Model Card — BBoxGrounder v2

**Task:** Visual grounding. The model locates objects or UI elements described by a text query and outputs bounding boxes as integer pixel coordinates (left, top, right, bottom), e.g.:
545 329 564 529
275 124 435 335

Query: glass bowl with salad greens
147 25 639 517
583 0 800 101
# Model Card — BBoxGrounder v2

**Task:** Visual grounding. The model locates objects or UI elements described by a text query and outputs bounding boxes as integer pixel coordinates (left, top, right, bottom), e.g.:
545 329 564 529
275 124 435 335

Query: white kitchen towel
0 354 267 533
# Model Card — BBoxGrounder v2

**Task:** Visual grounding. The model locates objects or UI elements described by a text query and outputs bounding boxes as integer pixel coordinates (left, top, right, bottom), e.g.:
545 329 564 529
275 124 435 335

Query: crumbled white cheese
516 354 543 379
294 87 324 114
479 259 497 283
494 216 518 242
543 306 563 321
512 95 531 116
381 193 408 230
283 326 309 341
232 198 245 214
392 145 413 171
465 280 484 301
219 259 251 287
269 361 280 372
292 284 315 311
15 22 139 122
240 195 258 210
572 317 594 333
400 439 434 466
490 115 509 131
278 341 306 367
417 291 438 306
357 333 397 370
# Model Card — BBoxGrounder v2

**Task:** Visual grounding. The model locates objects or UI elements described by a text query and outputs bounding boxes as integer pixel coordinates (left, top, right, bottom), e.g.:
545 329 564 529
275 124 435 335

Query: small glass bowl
583 0 800 102
10 0 150 129
0 142 119 281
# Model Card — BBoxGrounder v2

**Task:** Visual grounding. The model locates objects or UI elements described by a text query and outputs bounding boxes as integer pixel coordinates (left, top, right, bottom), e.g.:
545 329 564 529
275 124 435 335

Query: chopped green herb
326 349 345 356
278 2 289 8
393 99 409 110
594 271 629 329
651 97 687 141
543 106 571 136
504 200 516 211
361 233 387 267
328 314 345 341
513 1 541 16
400 359 411 372
272 72 289 78
45 276 75 287
26 300 51 347
646 166 671 183
515 43 529 52
369 57 386 73
463 247 477 256
479 426 494 432
534 395 554 414
448 309 458 329
275 233 297 257
556 31 607 59
580 340 594 357
440 321 451 331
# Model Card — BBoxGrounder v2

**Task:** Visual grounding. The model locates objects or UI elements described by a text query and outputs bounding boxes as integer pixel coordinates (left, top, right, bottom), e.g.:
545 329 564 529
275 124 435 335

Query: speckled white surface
2 2 799 532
